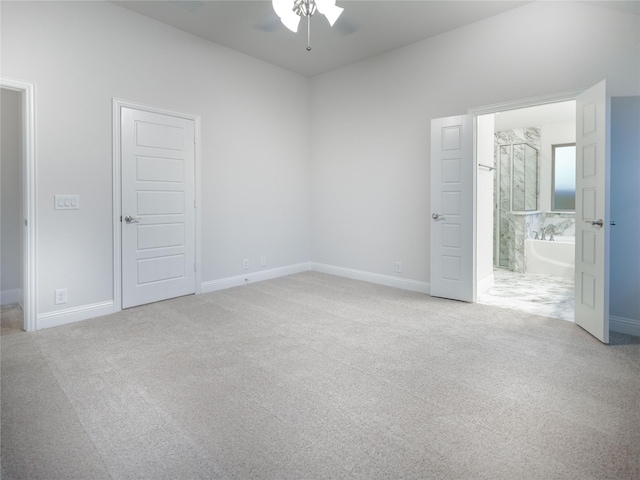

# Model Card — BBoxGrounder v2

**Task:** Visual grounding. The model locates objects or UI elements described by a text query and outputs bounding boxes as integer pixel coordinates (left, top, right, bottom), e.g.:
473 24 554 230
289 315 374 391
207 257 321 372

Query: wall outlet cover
55 288 68 305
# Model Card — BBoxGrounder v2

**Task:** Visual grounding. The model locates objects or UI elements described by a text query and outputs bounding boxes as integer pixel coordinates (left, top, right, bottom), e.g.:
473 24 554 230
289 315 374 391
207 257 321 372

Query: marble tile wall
509 211 543 273
512 144 527 211
494 128 541 270
542 212 575 237
524 144 538 211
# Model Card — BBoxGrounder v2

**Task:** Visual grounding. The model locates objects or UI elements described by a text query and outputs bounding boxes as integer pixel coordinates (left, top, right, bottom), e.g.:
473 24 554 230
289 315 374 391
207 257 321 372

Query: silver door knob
432 213 441 220
124 215 140 223
585 219 603 228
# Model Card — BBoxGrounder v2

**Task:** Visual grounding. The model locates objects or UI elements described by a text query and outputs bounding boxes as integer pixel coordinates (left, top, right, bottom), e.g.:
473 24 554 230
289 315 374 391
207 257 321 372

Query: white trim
1 289 22 306
1 77 36 332
201 263 311 293
112 98 202 311
310 262 430 294
36 301 115 330
468 89 584 117
610 315 640 338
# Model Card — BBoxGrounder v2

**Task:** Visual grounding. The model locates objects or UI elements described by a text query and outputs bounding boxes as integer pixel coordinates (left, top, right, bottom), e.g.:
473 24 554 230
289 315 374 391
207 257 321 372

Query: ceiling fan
255 0 360 50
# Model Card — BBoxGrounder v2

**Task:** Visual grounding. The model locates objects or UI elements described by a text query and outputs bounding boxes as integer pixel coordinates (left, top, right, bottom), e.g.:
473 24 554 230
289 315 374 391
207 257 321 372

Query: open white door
575 80 610 343
121 107 196 308
430 115 473 302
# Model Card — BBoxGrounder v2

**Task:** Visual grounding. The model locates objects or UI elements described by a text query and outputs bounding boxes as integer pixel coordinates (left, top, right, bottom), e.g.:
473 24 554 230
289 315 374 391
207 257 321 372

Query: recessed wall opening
476 100 577 321
1 87 25 334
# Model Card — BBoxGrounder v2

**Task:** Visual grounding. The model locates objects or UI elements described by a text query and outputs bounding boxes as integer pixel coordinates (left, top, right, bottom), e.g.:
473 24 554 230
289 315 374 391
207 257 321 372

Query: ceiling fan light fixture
315 0 343 26
271 0 344 51
272 0 301 32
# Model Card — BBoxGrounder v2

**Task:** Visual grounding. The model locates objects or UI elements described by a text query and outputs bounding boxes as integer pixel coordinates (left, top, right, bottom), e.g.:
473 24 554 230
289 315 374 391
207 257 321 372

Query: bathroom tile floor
1 304 24 336
477 268 574 322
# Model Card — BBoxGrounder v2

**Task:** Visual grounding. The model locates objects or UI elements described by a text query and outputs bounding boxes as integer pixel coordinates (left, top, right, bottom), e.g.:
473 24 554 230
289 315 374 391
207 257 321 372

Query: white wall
1 1 311 318
311 1 639 286
610 97 640 328
1 88 23 303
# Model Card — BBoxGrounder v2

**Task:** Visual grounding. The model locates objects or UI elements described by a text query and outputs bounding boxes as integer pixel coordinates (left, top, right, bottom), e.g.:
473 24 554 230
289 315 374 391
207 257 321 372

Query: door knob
124 215 140 223
585 219 603 228
432 213 441 220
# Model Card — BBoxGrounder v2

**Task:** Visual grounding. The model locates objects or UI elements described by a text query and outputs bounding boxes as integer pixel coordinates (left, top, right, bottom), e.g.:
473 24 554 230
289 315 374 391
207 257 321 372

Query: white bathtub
525 237 575 278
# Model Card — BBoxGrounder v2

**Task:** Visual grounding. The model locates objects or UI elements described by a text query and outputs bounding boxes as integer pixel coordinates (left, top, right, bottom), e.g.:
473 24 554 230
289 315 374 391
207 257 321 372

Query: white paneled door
430 115 473 302
121 107 196 308
575 80 610 343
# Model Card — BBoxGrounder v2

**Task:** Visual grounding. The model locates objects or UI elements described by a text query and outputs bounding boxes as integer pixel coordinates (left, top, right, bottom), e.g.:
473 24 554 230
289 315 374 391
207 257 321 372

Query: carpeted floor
2 272 639 479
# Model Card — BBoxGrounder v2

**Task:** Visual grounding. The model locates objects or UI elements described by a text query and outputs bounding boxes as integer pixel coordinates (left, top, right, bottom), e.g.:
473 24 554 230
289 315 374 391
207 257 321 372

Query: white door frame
112 99 202 312
468 89 584 302
1 77 37 332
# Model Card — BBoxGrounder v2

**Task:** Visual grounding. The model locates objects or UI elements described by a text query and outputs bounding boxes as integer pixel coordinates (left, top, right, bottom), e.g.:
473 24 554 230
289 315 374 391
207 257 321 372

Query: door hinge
194 263 196 272
24 219 28 226
194 199 196 208
120 215 122 222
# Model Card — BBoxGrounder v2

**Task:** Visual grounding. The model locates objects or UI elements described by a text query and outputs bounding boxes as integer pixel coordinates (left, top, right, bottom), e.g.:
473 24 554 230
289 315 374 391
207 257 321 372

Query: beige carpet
2 272 639 479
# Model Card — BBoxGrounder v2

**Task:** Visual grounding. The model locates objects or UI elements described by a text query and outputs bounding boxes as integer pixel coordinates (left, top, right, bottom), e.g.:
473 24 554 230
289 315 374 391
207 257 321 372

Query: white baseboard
610 315 640 338
1 288 22 306
37 301 115 330
310 262 430 294
201 262 311 294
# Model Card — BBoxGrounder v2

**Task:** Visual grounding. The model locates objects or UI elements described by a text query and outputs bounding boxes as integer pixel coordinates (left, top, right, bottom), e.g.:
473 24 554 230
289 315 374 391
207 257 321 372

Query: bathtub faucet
540 225 555 241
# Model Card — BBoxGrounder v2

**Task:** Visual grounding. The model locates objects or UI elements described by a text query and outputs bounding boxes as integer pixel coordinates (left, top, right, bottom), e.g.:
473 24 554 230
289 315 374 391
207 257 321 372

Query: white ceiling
112 0 534 77
112 1 640 77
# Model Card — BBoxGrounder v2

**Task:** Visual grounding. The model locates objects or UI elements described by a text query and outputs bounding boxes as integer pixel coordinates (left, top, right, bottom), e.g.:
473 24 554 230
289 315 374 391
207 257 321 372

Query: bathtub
525 236 575 278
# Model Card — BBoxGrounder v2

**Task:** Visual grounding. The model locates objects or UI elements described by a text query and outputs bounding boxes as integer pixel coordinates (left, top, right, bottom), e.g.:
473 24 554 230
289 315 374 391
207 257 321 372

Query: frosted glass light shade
272 0 301 32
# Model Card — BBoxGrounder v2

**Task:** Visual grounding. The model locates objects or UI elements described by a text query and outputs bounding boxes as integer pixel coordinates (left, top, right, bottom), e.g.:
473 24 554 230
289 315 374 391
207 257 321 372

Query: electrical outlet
395 261 402 273
260 256 267 267
243 258 249 269
55 288 68 305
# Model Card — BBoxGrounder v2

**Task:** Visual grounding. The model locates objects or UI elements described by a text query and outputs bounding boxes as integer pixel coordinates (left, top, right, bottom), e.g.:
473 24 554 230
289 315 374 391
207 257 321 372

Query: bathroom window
552 144 576 211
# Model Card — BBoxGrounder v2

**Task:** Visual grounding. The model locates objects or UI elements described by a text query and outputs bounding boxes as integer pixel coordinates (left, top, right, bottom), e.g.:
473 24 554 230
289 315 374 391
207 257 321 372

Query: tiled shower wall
494 128 541 270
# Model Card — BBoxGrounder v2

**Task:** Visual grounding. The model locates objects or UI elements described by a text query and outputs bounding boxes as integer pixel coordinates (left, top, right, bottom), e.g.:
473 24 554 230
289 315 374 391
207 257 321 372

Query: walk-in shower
493 132 539 270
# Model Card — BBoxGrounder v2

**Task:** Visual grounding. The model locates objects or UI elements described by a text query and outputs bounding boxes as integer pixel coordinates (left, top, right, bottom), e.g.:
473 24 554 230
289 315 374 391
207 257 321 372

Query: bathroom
477 101 577 321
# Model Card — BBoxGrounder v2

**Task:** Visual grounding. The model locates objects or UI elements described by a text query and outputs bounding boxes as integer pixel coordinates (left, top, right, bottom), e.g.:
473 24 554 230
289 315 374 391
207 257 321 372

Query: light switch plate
55 195 80 210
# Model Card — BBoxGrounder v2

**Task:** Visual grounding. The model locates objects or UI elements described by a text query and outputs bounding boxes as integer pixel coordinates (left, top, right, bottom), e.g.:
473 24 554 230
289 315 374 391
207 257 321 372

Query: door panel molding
575 80 610 343
430 114 473 302
112 98 201 312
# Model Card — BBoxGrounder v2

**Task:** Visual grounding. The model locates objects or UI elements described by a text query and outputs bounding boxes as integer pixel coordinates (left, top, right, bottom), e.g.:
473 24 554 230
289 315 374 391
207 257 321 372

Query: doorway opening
0 78 36 332
1 88 24 334
475 100 577 322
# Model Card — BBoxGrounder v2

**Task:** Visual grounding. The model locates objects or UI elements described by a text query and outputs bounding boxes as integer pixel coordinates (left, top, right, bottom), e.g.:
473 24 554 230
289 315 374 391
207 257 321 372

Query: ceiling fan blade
334 13 360 36
254 11 283 33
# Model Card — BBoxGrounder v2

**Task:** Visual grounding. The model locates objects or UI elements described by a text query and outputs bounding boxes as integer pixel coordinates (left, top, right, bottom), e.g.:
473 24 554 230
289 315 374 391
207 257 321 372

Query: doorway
0 78 36 332
475 101 577 322
1 88 24 334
